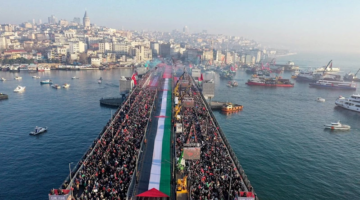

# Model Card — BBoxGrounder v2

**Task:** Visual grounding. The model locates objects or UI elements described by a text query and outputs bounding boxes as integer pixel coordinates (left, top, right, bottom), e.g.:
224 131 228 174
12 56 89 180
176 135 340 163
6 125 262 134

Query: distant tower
83 11 90 29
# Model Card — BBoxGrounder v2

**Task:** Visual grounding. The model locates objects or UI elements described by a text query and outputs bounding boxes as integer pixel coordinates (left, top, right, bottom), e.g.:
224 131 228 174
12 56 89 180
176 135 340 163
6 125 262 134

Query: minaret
83 11 90 29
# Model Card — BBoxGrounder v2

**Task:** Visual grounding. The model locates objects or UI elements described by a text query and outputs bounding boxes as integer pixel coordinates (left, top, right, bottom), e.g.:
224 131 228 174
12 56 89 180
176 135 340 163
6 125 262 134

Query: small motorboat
71 76 79 79
14 86 26 93
32 76 40 79
324 121 351 131
62 83 70 88
317 97 325 102
51 84 61 89
221 103 243 112
40 79 52 84
1 77 6 81
98 79 102 84
29 126 48 135
227 84 233 87
14 76 22 80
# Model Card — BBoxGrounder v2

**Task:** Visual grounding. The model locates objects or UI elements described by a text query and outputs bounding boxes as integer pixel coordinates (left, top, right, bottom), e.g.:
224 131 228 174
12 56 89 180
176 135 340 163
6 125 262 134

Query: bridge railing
190 76 259 200
127 75 158 199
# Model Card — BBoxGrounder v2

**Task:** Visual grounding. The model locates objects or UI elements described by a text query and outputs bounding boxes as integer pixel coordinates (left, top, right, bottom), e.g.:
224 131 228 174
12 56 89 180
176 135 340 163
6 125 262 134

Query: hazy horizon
1 0 359 54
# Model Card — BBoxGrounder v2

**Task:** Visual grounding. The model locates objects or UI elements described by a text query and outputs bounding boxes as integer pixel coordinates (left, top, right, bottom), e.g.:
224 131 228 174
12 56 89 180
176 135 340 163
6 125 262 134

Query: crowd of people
51 83 157 200
175 76 252 200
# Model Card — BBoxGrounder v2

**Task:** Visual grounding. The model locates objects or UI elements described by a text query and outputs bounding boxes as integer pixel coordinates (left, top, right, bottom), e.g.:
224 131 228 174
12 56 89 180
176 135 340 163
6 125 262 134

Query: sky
0 0 359 54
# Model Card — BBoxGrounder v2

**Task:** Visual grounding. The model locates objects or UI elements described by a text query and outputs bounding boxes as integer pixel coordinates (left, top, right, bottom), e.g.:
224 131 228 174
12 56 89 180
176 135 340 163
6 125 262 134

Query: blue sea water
0 53 359 199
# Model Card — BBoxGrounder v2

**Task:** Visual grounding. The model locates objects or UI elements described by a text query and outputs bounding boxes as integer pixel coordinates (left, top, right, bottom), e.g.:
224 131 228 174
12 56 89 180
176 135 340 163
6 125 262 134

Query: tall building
150 42 160 57
83 11 90 29
39 19 42 24
183 26 189 34
48 15 57 24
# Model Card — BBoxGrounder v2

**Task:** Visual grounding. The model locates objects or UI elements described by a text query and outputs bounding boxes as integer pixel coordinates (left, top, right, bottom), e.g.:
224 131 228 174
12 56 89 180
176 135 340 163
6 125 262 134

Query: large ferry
246 77 294 87
335 94 360 112
309 80 357 90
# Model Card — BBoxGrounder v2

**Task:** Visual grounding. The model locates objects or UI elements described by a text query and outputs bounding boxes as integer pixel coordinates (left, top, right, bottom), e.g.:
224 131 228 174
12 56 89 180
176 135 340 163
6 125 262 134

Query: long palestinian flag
148 67 172 196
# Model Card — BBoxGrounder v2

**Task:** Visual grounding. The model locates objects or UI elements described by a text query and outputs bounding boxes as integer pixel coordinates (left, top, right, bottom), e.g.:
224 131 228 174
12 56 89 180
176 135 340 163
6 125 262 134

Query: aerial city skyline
0 10 293 68
0 0 359 54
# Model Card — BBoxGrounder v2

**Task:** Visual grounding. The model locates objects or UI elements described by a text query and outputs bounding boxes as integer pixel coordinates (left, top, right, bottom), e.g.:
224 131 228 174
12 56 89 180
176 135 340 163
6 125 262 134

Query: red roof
136 188 169 198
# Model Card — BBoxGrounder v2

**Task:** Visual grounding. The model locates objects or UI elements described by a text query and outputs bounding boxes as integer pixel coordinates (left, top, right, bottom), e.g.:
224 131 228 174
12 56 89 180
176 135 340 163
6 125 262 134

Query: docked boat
62 83 70 88
14 86 26 93
316 67 340 72
29 126 48 135
71 76 79 79
51 84 61 89
309 80 356 90
221 103 243 112
291 70 300 79
40 79 52 84
322 74 341 81
296 71 323 82
335 94 360 112
32 76 40 79
246 77 294 87
324 121 350 131
1 77 6 81
14 76 22 80
343 68 360 82
317 97 325 102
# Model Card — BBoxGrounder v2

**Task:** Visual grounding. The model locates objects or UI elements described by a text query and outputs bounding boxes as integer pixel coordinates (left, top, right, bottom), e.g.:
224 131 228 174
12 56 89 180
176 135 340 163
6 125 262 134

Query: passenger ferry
246 77 294 87
335 94 360 112
309 80 356 90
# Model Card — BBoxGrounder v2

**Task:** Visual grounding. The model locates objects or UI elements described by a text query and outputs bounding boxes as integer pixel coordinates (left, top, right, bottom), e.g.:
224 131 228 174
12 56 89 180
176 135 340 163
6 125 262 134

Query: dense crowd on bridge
175 79 252 200
50 84 157 200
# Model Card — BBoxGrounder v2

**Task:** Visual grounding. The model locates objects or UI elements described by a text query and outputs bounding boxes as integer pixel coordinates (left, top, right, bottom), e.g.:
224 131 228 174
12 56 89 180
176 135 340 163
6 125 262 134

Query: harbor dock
49 64 256 200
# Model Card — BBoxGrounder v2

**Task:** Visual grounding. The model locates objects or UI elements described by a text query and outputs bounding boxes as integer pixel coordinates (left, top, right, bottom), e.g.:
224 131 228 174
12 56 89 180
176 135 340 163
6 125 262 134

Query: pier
49 64 257 200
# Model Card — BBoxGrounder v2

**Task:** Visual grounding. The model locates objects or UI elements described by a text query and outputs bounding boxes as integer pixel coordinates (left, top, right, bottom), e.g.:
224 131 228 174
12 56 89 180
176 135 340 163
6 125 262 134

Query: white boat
29 126 48 135
63 83 70 88
316 67 340 72
335 94 360 112
98 79 102 84
71 76 79 79
317 97 325 102
51 84 61 89
324 121 350 131
14 86 26 93
14 76 22 80
1 77 5 81
32 76 40 79
227 84 233 87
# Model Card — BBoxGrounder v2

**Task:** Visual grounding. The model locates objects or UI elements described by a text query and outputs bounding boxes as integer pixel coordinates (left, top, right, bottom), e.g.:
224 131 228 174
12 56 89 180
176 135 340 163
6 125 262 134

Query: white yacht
71 76 79 79
29 126 48 135
324 121 350 131
14 86 26 93
335 94 360 112
14 76 22 80
32 76 40 79
1 77 5 81
317 97 325 102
